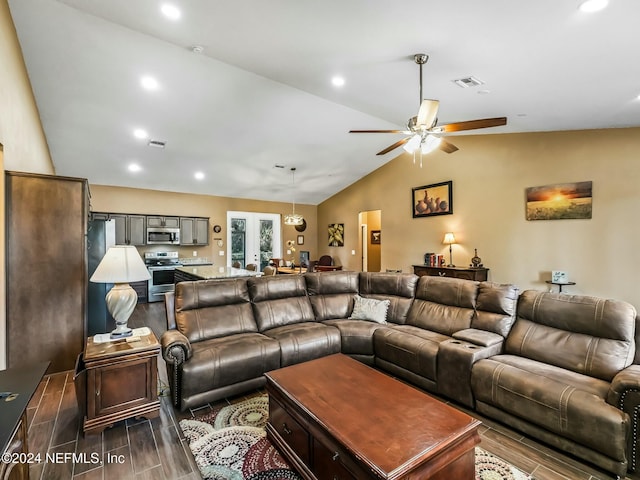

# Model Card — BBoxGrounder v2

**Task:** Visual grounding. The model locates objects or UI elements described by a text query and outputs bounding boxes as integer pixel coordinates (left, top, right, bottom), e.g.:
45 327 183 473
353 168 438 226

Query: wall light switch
219 250 225 256
351 250 356 255
192 251 197 257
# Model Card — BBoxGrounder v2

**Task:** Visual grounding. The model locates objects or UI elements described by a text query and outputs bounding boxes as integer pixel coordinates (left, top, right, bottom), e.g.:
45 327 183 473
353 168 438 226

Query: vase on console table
470 249 483 268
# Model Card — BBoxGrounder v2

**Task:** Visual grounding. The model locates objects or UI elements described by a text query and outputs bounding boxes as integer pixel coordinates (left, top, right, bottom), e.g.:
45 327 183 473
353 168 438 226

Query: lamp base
446 264 455 268
110 328 133 339
105 283 138 340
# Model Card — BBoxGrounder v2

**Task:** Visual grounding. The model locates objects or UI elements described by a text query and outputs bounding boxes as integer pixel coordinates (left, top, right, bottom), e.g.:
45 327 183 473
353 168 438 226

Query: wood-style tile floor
24 302 639 480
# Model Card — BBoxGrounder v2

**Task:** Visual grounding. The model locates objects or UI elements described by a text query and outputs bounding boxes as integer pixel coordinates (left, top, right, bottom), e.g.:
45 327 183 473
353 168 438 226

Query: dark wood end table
77 330 160 435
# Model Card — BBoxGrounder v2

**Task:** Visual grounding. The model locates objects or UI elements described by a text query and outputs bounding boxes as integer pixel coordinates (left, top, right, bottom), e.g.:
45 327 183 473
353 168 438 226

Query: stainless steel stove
145 251 182 303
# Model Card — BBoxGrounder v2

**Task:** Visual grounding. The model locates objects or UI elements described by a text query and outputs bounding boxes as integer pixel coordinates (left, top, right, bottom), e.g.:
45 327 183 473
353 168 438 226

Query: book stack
424 253 445 267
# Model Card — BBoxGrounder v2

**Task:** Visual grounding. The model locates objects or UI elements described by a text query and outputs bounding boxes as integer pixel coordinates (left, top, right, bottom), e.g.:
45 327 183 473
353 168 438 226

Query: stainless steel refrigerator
87 219 116 335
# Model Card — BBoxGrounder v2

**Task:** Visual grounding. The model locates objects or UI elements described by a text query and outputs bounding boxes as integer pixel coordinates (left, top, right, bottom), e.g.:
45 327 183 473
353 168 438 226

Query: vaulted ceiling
8 0 640 204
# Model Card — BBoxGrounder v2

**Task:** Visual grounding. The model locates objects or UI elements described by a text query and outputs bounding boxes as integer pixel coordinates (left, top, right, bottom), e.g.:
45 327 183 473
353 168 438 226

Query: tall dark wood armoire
6 171 88 373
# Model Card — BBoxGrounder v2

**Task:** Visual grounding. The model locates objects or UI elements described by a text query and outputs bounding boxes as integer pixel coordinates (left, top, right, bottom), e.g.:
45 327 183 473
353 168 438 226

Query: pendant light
284 167 304 226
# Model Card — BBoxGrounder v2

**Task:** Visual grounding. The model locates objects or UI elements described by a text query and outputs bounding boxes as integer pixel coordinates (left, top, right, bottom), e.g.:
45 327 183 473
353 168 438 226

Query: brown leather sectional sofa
161 271 640 477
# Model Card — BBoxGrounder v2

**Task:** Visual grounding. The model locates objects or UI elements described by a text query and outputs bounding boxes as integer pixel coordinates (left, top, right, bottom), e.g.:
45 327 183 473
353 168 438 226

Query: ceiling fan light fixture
403 134 422 154
421 135 442 154
349 53 505 157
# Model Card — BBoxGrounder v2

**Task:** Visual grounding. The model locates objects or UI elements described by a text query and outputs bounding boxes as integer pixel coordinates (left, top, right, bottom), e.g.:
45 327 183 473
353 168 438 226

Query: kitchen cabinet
6 172 88 372
111 214 146 246
180 217 209 245
147 215 180 228
91 212 110 221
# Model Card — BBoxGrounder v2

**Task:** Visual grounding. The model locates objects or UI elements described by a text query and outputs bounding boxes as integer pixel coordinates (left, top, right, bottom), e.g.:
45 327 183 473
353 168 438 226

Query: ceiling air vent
452 76 484 88
148 140 166 148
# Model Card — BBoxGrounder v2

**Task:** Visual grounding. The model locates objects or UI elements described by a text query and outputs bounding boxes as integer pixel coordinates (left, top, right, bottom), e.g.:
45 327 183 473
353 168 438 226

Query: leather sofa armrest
608 364 640 472
453 328 504 348
165 291 177 330
161 329 192 408
437 338 503 408
161 330 192 363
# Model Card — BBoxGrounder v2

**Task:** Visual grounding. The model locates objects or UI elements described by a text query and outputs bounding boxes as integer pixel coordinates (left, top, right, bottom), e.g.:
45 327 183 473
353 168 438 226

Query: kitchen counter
175 265 262 281
179 258 213 266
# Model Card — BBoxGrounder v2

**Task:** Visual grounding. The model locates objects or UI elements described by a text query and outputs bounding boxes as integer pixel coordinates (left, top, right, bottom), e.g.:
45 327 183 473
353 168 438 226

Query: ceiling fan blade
377 137 410 155
416 99 439 128
349 129 406 134
438 117 507 133
438 139 459 154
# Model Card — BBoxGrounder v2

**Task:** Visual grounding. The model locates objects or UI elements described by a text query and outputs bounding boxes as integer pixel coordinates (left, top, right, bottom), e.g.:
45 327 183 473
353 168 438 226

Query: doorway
227 212 281 271
358 210 381 272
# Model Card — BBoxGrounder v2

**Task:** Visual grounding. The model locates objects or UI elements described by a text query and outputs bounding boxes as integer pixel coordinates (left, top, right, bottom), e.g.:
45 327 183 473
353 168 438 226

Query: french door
227 212 281 271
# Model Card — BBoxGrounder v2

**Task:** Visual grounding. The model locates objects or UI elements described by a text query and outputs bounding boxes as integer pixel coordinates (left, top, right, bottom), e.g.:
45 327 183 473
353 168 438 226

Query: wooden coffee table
265 353 480 480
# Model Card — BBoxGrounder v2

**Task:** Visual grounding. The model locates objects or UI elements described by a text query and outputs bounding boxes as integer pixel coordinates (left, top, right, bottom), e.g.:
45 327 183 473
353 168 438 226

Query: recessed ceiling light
194 172 205 180
331 76 345 87
128 163 142 172
579 0 609 13
140 75 159 91
133 128 148 139
161 4 181 20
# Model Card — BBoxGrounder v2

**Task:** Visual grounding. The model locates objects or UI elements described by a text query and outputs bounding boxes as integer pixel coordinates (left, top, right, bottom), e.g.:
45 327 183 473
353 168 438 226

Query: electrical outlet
192 251 197 257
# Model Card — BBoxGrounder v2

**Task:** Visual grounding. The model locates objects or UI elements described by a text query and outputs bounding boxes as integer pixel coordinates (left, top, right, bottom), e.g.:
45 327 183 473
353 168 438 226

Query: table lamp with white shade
443 232 457 267
89 246 150 338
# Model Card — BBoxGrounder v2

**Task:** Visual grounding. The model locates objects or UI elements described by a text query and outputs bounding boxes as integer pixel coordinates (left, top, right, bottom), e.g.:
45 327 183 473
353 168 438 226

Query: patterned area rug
179 394 532 480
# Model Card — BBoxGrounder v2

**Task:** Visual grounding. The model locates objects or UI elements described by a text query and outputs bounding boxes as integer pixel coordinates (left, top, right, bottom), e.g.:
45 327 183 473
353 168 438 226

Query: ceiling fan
350 54 507 159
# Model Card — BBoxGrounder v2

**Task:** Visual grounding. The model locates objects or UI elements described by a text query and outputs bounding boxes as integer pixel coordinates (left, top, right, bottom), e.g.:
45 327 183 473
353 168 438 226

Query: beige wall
90 185 318 265
0 1 55 369
318 127 640 310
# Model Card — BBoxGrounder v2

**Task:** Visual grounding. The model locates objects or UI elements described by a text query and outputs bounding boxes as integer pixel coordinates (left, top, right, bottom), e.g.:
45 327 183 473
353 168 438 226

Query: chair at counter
313 255 342 271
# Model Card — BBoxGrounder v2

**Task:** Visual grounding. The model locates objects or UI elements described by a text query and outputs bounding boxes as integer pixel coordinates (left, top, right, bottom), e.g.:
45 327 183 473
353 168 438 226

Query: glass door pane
230 218 247 267
259 219 274 271
227 212 281 271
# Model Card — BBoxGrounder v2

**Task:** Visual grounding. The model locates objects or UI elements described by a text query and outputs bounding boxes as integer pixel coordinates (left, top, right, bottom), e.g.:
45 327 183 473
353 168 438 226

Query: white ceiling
8 0 640 205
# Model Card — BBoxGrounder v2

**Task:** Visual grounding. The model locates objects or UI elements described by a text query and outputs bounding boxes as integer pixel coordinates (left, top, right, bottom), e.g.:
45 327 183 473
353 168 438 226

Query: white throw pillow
349 295 390 324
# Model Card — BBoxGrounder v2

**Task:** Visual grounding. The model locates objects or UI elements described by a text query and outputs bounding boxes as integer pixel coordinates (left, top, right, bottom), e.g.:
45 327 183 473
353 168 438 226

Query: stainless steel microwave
147 227 180 245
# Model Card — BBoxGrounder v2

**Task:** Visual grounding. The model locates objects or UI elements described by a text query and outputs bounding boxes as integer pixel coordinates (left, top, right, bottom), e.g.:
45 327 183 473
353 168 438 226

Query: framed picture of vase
412 181 453 218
